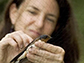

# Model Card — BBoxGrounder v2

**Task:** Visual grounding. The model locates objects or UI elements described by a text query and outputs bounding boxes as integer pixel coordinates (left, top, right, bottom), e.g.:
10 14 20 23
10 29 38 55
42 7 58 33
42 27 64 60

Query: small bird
10 35 52 63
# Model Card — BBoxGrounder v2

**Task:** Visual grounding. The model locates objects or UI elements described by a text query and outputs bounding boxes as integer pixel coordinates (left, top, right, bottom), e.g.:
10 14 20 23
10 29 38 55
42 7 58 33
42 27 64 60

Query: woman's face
10 0 59 39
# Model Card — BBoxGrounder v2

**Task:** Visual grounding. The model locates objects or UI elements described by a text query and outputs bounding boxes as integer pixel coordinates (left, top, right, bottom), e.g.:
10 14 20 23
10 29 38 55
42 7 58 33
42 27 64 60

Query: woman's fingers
26 41 65 63
10 32 24 49
27 53 48 63
28 47 64 61
17 31 33 47
35 41 65 55
3 31 32 48
27 52 61 63
0 37 18 50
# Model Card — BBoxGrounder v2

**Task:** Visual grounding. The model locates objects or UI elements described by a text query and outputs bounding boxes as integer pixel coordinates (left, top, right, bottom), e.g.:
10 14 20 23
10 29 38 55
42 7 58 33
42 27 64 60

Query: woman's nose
34 15 45 29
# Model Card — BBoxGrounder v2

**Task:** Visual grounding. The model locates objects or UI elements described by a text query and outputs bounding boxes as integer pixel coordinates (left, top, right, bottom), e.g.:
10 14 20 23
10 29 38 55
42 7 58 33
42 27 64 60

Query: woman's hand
0 31 33 63
27 41 65 63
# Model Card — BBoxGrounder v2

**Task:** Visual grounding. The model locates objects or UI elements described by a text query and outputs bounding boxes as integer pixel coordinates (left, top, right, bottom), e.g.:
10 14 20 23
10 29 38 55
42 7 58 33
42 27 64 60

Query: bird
10 35 52 63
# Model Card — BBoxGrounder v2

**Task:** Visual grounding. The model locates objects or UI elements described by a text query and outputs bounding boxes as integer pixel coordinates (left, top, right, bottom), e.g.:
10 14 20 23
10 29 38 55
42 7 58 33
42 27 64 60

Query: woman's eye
28 10 37 15
46 18 55 23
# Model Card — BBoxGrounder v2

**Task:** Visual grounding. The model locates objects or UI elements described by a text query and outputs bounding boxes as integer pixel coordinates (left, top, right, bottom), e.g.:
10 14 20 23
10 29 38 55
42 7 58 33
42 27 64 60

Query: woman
0 0 79 63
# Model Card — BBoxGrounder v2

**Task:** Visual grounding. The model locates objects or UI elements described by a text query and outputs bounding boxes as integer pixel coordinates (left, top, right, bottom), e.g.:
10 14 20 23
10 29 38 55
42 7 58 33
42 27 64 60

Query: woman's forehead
27 0 57 7
22 0 59 14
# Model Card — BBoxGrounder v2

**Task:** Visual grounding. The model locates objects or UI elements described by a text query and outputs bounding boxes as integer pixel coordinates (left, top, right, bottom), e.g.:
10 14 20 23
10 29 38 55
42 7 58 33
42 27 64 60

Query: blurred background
71 0 84 63
0 0 84 63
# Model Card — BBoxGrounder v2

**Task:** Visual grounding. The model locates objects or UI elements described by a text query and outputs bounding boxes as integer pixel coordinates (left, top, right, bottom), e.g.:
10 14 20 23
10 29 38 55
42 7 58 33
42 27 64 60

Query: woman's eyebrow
28 6 40 11
47 14 57 18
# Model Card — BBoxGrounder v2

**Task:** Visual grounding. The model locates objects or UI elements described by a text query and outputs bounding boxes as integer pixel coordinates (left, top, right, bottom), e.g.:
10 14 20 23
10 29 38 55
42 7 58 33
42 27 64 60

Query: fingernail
29 48 32 52
35 42 38 45
35 42 40 46
27 54 30 57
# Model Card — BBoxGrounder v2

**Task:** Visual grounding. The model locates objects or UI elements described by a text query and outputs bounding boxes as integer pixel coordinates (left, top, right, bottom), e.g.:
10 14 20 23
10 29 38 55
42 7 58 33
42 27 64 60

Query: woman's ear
9 3 18 24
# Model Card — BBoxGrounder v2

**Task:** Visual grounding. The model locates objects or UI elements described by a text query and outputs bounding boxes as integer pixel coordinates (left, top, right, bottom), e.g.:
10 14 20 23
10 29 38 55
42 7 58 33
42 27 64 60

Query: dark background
0 0 84 63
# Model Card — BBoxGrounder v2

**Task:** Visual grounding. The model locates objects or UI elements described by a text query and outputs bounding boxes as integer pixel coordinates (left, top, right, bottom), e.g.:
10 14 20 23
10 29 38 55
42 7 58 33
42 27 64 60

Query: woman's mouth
29 29 41 36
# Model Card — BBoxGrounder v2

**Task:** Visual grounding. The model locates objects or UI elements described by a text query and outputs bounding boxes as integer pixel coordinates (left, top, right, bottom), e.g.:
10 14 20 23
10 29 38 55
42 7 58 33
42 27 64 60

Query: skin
0 0 65 63
10 0 59 39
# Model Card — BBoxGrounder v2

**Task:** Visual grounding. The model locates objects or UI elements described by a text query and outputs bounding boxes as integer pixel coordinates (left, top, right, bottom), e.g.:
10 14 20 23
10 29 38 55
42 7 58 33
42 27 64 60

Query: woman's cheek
43 24 55 35
20 13 33 26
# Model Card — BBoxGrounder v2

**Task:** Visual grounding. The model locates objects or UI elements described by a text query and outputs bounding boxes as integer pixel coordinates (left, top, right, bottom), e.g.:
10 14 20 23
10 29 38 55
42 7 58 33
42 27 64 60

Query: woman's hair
0 0 79 63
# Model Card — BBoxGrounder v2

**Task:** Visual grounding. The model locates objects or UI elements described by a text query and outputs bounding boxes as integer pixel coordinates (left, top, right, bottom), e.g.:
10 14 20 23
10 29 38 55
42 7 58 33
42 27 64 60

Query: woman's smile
29 29 41 36
25 27 42 39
